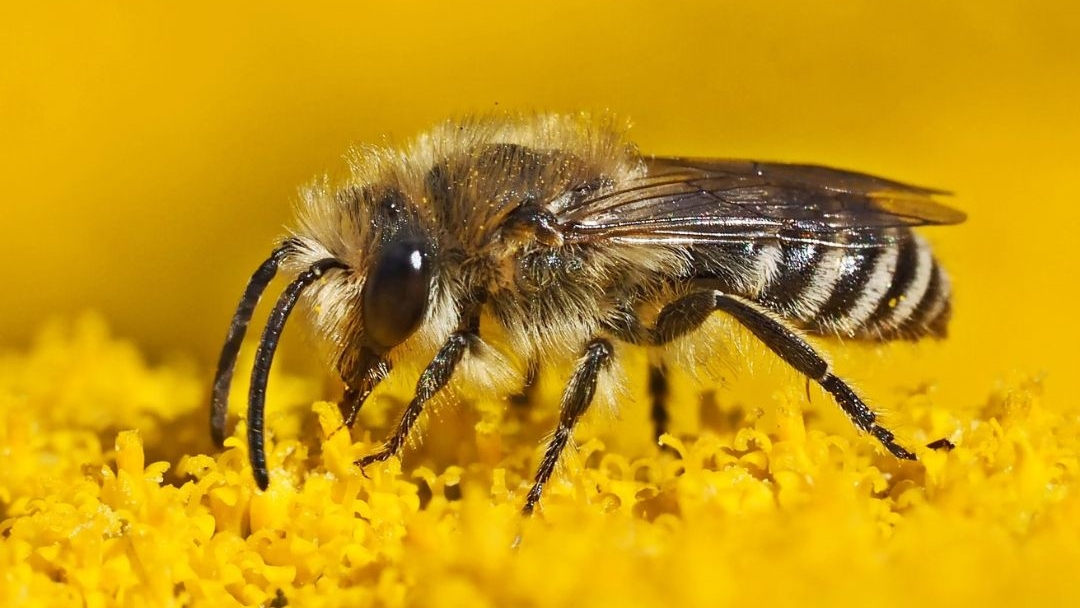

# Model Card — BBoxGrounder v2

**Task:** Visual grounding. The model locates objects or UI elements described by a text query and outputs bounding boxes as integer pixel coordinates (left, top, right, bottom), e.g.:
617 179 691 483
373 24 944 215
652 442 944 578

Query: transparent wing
558 157 966 245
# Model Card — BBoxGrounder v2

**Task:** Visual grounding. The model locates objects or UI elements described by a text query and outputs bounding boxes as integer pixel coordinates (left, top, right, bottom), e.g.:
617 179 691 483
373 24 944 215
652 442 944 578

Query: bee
210 114 964 515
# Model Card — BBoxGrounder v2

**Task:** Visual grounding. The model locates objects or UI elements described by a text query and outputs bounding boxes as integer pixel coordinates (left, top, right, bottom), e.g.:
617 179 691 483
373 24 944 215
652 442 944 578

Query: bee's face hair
285 177 445 388
212 213 436 489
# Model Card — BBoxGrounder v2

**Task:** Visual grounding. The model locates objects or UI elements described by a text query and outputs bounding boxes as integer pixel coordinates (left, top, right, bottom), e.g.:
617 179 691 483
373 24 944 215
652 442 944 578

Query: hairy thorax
480 231 689 363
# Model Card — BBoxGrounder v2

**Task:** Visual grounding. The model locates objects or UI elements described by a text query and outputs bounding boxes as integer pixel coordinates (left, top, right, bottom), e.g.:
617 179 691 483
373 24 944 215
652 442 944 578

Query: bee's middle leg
522 337 613 516
602 309 671 446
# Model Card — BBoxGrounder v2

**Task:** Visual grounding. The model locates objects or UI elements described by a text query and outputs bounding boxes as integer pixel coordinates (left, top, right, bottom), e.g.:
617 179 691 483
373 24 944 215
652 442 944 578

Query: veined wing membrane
559 158 965 245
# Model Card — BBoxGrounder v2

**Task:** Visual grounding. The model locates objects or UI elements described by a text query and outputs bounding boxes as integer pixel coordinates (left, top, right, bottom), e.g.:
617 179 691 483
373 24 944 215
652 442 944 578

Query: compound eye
362 239 432 351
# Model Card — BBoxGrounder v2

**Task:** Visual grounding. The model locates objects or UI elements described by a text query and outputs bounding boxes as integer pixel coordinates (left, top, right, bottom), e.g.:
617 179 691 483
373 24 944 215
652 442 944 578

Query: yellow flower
1 317 1078 607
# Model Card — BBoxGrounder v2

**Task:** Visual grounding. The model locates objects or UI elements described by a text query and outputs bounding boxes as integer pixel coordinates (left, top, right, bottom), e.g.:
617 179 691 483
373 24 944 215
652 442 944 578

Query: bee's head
285 183 440 387
210 177 442 489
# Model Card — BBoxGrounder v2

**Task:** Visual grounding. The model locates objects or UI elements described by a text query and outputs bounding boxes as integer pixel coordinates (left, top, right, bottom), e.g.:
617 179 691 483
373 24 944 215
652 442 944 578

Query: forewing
558 157 965 245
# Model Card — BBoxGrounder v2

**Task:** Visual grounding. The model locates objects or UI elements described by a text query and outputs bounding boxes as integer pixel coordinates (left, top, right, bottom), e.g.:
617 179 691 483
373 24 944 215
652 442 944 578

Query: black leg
522 338 613 516
328 369 388 444
648 362 670 443
652 290 915 461
354 331 475 468
337 375 380 430
603 305 672 446
339 385 364 429
340 355 390 429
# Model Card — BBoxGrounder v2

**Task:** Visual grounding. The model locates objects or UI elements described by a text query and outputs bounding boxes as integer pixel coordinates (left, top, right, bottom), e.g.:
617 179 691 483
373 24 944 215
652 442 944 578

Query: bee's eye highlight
363 239 432 350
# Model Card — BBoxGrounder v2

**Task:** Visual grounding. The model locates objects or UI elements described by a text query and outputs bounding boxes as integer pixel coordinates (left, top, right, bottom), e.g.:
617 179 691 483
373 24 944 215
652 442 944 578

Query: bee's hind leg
650 290 916 461
522 337 614 516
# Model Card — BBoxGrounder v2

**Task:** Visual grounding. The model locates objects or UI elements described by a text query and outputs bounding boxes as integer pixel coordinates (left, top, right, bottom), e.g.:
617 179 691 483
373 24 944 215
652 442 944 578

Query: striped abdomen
733 231 952 340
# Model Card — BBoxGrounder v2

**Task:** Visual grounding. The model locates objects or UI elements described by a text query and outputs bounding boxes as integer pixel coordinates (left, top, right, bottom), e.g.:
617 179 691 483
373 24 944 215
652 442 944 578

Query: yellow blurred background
2 1 1077 402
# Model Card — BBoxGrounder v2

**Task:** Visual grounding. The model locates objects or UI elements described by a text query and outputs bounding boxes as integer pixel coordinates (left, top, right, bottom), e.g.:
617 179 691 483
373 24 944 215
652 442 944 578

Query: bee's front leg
338 348 390 429
354 329 477 469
